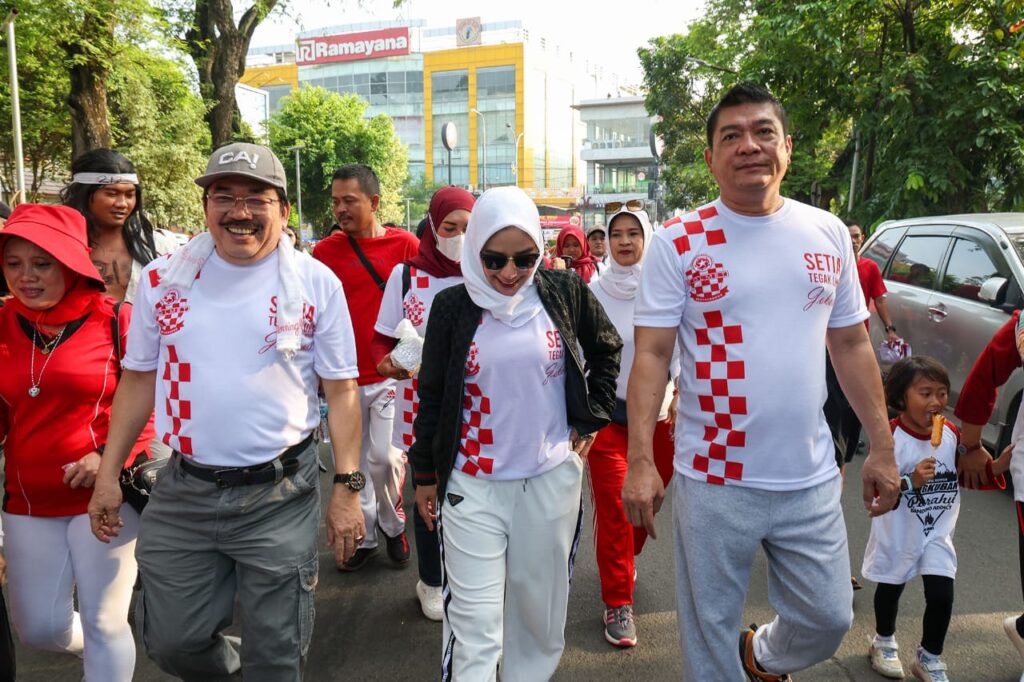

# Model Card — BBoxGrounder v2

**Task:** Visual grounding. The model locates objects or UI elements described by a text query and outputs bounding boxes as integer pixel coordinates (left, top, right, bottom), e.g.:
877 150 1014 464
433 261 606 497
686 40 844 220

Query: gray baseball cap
586 223 606 237
195 142 287 191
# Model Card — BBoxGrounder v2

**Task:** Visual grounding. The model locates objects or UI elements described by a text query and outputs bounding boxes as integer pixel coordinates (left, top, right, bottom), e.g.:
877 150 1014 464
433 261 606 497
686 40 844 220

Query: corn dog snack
930 414 946 448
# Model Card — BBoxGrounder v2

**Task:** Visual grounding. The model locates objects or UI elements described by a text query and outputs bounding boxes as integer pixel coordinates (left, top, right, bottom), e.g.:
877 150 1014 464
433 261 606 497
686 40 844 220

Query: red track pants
587 419 675 607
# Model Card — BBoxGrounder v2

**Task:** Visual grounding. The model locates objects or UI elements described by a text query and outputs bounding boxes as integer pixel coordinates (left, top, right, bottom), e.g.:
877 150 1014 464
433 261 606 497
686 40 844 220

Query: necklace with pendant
28 326 66 398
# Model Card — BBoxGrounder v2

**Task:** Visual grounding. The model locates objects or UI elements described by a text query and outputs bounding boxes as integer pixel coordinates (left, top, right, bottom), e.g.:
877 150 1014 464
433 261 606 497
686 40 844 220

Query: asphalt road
14 447 1024 680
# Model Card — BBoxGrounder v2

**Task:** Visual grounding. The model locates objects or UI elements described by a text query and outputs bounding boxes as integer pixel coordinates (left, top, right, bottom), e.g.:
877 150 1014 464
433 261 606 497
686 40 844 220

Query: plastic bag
391 318 424 373
878 337 912 363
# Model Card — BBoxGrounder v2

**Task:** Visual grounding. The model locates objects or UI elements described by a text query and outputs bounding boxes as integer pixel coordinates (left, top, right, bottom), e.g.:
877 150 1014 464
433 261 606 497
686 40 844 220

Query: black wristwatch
884 324 897 333
333 471 367 492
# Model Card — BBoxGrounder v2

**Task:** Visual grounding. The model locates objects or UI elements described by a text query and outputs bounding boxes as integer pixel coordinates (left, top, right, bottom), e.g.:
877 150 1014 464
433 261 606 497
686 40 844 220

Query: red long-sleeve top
0 304 154 516
953 310 1021 426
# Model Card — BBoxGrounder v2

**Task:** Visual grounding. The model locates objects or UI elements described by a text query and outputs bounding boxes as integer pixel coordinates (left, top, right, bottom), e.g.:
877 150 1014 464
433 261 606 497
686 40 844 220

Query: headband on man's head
71 172 139 186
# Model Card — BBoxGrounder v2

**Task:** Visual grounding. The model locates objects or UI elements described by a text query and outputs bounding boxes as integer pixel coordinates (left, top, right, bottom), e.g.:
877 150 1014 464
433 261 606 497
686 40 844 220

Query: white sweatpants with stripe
438 453 584 682
356 380 406 547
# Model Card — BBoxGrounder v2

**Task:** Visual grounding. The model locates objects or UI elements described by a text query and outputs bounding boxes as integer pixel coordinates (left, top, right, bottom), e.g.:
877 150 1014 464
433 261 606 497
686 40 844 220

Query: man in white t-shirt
88 143 365 681
622 83 900 682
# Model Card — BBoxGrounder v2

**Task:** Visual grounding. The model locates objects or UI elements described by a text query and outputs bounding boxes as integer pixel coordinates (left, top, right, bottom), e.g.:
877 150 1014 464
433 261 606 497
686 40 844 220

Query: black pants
0 590 15 681
824 353 861 468
874 575 955 655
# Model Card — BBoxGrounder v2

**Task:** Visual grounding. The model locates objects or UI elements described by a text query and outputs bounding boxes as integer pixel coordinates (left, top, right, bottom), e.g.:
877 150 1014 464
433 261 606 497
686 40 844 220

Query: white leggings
2 506 139 682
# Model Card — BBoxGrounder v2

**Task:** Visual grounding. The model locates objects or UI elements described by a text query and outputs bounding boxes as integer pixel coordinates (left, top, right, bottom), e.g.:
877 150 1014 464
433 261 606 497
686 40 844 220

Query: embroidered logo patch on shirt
446 493 464 506
155 289 189 335
685 254 730 303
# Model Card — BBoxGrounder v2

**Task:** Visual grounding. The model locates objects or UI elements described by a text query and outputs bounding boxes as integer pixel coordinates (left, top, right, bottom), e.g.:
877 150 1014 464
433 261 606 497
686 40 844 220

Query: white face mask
436 233 464 262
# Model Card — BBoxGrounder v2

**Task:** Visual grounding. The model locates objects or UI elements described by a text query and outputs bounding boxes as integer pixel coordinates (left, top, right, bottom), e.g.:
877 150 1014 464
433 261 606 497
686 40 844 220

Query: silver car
861 213 1024 451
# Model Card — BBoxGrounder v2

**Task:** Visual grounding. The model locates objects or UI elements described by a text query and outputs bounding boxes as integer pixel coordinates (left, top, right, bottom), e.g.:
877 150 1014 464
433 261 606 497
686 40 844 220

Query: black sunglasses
480 251 541 271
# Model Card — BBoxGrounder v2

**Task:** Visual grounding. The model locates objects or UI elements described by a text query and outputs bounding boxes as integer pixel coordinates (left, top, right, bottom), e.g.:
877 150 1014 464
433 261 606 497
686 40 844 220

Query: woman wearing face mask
61 149 179 303
409 187 621 680
372 186 475 621
0 204 155 681
555 223 599 283
587 205 678 649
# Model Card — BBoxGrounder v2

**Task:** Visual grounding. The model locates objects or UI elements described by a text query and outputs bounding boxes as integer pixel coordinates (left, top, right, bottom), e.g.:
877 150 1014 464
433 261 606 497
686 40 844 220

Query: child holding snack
864 356 1011 681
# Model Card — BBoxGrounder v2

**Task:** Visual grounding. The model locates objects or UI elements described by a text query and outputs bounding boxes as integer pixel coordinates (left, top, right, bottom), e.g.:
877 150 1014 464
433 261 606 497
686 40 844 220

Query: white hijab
597 208 654 300
462 186 545 328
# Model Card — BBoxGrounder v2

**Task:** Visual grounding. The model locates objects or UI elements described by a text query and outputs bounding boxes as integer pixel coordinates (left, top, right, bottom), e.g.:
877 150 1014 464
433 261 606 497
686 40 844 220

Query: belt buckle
214 469 235 489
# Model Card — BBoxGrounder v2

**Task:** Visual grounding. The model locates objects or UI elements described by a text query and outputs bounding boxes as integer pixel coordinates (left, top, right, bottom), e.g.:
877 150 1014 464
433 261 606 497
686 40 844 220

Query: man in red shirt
313 164 419 571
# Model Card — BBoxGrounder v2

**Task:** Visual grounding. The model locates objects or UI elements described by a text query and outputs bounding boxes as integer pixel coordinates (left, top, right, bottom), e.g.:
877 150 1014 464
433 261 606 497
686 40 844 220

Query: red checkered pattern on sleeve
160 344 193 455
401 378 419 448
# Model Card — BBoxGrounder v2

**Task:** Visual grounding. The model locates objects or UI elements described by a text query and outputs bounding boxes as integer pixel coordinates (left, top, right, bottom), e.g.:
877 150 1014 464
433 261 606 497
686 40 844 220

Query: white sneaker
910 650 949 682
1006 616 1024 660
869 637 905 679
416 580 443 622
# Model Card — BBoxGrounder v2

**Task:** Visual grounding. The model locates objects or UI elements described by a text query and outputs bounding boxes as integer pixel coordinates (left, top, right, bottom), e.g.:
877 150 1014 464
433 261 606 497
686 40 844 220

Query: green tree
108 45 211 231
402 175 444 230
0 6 70 203
640 0 1024 225
267 86 409 234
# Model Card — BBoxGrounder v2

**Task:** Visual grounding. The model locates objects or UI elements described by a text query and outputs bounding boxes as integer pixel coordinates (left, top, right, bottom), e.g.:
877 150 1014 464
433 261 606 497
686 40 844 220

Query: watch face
349 471 367 491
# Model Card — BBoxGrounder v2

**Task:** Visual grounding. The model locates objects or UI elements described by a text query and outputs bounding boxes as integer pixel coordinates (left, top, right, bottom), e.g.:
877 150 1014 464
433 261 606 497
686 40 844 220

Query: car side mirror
978 276 1007 304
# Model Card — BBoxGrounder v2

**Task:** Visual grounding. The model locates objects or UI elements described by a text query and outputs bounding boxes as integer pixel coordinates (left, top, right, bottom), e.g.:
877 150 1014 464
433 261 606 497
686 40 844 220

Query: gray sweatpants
673 473 853 680
135 442 320 682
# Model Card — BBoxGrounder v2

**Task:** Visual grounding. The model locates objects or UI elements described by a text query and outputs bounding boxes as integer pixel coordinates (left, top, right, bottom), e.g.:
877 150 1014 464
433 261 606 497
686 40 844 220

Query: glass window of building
475 65 516 187
431 69 470 187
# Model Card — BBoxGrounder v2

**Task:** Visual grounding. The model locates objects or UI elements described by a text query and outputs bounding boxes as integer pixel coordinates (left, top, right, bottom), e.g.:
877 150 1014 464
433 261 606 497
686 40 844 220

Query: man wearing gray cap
88 142 366 681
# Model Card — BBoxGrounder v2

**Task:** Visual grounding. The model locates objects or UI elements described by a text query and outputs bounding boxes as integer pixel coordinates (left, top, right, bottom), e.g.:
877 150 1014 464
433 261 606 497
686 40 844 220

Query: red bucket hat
0 204 105 289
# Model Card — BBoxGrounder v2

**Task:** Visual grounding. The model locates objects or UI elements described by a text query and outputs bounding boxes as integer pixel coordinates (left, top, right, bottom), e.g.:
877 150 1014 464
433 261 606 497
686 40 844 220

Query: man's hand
88 476 125 543
416 484 438 532
886 328 899 344
63 451 102 489
862 445 900 516
622 458 665 539
376 353 414 381
957 445 993 489
326 487 365 565
0 552 7 585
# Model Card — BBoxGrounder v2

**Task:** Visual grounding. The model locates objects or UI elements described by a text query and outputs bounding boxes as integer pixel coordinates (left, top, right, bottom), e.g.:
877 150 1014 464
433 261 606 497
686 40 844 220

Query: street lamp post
287 143 305 236
505 122 524 187
471 108 486 191
3 9 25 203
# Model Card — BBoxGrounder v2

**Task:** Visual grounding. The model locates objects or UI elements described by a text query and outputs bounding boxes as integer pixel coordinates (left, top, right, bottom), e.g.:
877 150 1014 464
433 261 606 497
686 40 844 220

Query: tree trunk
64 13 114 158
188 0 278 149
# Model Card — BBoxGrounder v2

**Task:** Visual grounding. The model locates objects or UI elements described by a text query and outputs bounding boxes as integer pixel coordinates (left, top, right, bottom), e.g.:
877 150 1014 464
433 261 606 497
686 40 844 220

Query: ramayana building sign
296 28 411 65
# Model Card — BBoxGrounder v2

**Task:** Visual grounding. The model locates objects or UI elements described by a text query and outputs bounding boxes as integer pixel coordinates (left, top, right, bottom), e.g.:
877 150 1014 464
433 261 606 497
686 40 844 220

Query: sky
250 0 707 85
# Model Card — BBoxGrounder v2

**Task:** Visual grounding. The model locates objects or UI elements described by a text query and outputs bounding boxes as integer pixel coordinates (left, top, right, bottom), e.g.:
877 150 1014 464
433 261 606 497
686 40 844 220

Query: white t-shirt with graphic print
124 249 359 467
374 264 463 451
453 309 572 480
635 198 868 491
862 420 960 584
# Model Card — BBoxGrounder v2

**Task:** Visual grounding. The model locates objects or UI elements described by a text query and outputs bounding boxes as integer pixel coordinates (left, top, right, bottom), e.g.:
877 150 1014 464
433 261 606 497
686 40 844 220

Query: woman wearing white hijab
408 186 621 680
588 204 678 649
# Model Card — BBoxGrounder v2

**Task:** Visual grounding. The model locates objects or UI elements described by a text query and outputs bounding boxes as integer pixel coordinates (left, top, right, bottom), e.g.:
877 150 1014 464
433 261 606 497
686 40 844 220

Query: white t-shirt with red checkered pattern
454 309 572 480
635 198 868 491
124 249 359 467
374 264 463 451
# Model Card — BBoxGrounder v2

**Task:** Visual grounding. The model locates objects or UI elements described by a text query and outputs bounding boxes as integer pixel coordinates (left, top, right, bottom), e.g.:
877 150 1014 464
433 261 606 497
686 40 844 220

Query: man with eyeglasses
88 142 365 681
313 164 419 572
623 83 897 681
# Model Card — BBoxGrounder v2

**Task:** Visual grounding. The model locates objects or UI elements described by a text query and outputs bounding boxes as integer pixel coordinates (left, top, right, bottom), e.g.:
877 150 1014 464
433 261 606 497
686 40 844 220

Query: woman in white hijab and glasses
586 204 679 649
408 186 621 680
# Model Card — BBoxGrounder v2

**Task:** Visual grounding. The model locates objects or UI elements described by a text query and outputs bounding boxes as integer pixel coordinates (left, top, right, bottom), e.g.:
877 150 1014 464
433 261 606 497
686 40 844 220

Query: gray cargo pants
135 441 320 682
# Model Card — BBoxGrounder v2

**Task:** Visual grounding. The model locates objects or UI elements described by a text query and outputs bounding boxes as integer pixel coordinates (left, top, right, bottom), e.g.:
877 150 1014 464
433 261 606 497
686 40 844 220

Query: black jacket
409 268 622 496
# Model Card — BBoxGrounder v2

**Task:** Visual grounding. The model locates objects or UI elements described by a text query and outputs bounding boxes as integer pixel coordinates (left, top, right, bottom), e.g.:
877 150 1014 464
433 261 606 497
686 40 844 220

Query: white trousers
3 506 139 682
357 380 406 546
439 454 585 682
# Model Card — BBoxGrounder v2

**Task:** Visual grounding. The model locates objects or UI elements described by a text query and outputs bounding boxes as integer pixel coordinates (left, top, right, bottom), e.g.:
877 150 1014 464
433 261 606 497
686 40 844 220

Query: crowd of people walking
0 82 1022 682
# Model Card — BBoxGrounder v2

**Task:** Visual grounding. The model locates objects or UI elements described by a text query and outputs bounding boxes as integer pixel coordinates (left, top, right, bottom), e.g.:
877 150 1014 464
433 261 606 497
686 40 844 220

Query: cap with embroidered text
195 142 287 191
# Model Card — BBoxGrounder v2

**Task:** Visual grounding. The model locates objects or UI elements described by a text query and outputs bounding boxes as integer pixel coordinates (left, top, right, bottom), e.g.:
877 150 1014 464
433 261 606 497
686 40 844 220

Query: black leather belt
177 433 315 488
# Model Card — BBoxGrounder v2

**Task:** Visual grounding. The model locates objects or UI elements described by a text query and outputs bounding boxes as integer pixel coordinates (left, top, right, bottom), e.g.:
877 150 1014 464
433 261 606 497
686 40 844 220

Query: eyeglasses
604 199 645 214
208 194 279 214
479 251 541 271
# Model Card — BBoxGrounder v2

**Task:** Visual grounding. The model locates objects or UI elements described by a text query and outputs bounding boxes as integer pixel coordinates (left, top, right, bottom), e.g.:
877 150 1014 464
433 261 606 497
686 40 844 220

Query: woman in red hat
0 204 154 681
